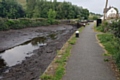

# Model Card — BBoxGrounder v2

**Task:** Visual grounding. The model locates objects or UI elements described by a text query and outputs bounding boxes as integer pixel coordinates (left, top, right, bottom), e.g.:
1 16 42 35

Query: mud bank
0 24 77 80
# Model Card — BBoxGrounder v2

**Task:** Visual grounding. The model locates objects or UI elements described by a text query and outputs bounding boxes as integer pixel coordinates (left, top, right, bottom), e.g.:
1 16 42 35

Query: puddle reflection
0 37 46 68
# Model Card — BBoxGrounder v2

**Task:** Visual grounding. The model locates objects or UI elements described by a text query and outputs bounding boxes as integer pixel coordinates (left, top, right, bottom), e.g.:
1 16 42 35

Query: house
104 6 118 19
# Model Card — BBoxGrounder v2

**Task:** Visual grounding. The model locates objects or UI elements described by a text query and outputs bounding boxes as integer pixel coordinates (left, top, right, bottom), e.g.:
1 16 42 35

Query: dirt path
0 24 77 80
62 23 116 80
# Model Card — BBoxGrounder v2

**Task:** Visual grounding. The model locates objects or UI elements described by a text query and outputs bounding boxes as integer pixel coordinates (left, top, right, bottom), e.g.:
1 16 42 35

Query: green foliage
96 19 120 69
98 34 115 55
81 9 89 19
33 5 40 18
68 36 77 45
98 33 120 69
0 18 58 31
53 45 72 80
0 18 9 30
0 0 25 18
54 66 65 80
96 20 120 38
41 75 53 80
1 0 90 20
89 12 102 20
89 15 99 20
109 20 120 38
104 58 109 62
41 45 71 80
103 53 111 57
47 9 56 24
0 0 89 30
26 0 89 19
96 21 109 32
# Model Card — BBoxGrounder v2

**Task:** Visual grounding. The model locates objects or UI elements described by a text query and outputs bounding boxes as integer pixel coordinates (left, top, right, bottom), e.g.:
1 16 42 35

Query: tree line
0 0 89 20
0 0 90 31
0 0 25 18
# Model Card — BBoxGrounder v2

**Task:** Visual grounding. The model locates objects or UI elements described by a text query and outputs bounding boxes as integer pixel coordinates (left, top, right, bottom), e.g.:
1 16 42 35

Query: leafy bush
96 20 120 69
96 21 108 32
0 18 59 31
96 20 120 38
0 18 9 30
98 33 120 69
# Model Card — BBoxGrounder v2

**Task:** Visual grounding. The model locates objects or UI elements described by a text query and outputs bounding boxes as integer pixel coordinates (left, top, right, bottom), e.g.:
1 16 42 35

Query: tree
81 9 89 19
33 5 40 18
26 0 36 18
0 0 25 18
47 9 56 24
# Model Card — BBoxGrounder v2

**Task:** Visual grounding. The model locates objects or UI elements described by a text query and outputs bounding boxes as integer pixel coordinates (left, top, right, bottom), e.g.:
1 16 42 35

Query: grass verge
95 21 120 79
40 27 84 80
97 34 120 64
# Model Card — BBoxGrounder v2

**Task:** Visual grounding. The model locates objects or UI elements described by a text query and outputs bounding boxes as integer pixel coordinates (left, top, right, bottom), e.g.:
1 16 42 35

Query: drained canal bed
0 25 76 80
0 37 47 69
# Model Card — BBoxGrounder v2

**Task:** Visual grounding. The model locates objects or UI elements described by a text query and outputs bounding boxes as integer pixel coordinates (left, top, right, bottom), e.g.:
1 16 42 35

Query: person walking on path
62 23 116 80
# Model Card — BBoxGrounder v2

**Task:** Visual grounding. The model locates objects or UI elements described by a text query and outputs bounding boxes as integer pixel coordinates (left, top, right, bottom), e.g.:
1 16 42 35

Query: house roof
104 6 111 13
103 6 117 13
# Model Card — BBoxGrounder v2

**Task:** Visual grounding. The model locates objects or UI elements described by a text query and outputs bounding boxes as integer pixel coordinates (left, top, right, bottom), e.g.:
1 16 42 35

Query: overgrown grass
40 27 84 80
98 34 117 55
97 33 120 69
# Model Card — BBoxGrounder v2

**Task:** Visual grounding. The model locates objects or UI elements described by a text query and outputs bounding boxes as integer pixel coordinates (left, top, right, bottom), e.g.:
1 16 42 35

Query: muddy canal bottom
0 37 47 69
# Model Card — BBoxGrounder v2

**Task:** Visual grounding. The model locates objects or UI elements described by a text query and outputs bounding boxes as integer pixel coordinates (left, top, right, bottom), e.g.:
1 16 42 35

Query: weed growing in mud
40 27 84 80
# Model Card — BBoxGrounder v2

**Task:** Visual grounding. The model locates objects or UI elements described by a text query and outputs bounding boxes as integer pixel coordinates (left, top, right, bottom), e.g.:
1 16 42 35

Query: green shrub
6 19 15 26
96 20 120 38
98 33 120 69
0 18 9 30
0 17 60 31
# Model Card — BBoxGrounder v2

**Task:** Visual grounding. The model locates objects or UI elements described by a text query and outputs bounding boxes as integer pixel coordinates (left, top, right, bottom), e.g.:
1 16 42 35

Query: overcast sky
57 0 120 14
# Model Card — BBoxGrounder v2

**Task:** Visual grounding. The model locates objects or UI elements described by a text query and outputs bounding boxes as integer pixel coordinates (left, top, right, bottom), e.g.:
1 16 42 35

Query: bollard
75 30 79 38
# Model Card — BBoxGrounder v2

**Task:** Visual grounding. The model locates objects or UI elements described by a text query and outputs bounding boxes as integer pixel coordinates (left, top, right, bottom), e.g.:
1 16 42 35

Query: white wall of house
106 8 117 18
100 16 104 20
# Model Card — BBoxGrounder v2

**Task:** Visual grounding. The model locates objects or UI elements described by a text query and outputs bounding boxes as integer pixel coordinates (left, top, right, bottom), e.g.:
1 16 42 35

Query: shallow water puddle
0 37 46 68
